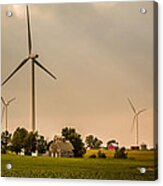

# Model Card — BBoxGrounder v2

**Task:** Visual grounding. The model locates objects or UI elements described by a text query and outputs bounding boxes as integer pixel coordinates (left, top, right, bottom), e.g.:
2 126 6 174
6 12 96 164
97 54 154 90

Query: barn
49 136 74 157
108 143 118 150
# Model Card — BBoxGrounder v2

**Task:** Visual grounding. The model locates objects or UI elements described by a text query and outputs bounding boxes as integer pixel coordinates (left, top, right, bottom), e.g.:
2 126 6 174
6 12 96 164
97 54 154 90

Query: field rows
1 151 157 180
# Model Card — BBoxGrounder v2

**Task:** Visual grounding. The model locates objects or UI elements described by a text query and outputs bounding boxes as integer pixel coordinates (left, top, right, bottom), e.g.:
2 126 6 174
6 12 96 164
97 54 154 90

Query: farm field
1 150 157 180
84 149 156 160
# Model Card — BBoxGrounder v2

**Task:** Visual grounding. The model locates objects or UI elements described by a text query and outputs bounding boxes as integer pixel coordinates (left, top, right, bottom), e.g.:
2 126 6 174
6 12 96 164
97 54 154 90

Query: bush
97 150 106 158
89 154 96 158
1 131 12 154
114 147 128 159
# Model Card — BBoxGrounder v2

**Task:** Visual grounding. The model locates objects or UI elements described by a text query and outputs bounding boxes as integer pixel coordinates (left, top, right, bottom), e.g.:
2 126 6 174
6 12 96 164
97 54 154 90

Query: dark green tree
85 135 103 149
93 137 103 149
62 127 75 138
11 127 28 154
62 127 86 157
85 135 94 148
37 135 48 154
24 131 38 155
1 131 12 154
114 147 128 159
97 150 106 158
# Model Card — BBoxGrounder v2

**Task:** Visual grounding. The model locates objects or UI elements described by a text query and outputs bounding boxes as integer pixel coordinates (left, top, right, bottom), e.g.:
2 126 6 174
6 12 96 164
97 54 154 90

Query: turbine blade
1 97 5 105
34 60 57 80
1 106 5 122
131 115 136 132
137 108 146 115
1 57 30 86
8 97 16 105
127 97 136 113
26 5 32 55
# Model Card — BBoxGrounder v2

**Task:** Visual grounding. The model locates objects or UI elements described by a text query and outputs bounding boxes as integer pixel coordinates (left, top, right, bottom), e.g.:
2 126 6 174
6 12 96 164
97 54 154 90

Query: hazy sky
1 2 155 147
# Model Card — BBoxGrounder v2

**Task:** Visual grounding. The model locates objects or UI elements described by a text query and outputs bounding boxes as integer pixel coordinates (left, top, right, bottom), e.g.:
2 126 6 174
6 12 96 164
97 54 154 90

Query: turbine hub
29 54 39 59
35 54 39 58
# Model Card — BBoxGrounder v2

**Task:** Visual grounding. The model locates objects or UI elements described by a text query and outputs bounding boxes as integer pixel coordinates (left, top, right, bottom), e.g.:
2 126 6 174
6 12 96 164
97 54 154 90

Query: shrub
1 131 12 154
114 147 128 159
97 150 106 158
89 154 96 158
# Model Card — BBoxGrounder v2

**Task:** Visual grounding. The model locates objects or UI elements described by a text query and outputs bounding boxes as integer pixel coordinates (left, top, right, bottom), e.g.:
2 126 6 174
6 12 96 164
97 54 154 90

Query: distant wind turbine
127 97 146 146
1 5 57 132
1 97 16 131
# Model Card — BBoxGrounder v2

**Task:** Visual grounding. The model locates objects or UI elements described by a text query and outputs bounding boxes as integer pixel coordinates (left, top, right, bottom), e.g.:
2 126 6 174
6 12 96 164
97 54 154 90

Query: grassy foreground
1 150 157 180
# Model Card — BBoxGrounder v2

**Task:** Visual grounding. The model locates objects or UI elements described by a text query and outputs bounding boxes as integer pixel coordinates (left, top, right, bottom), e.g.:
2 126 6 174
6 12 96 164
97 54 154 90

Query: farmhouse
49 136 74 157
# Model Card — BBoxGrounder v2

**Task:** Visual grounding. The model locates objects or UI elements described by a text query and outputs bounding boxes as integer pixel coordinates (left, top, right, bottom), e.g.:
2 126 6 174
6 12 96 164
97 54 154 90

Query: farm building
49 136 74 157
130 146 140 150
140 143 147 150
108 143 118 150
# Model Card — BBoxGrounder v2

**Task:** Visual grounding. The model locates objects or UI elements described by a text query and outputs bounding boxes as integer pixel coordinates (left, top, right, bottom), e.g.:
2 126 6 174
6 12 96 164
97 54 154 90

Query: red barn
108 143 118 150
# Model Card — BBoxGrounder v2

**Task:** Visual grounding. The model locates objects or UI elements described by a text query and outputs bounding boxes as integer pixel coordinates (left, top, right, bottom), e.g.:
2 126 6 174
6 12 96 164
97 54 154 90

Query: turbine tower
127 98 146 146
2 5 57 132
1 97 16 131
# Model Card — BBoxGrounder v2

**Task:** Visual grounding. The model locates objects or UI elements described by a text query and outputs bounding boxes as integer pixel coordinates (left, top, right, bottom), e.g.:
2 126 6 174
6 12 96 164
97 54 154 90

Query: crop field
1 150 157 180
84 149 156 161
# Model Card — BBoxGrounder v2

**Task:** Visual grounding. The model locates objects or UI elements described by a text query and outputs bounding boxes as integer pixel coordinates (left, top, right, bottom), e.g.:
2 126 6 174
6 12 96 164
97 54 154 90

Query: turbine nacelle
29 54 39 59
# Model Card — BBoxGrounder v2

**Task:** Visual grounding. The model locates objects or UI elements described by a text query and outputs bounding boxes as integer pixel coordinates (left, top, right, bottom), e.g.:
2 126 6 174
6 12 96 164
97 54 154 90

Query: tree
114 147 128 159
24 131 38 155
93 137 103 149
37 135 48 154
1 131 12 154
85 135 94 148
85 135 103 149
11 127 28 154
97 150 106 158
61 127 86 157
62 127 75 139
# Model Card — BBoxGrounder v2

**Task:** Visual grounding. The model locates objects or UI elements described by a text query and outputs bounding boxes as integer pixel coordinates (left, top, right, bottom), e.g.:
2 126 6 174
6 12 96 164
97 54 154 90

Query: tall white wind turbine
127 98 146 146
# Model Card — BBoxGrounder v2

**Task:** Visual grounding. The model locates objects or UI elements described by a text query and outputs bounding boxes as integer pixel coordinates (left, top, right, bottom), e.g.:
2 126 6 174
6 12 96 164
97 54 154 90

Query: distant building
130 146 139 150
108 143 118 150
18 148 25 156
49 136 74 157
32 150 38 157
140 143 147 150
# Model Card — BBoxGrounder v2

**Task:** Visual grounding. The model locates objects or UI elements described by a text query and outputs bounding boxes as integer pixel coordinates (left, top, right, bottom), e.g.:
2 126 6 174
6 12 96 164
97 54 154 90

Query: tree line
1 127 127 158
1 128 47 155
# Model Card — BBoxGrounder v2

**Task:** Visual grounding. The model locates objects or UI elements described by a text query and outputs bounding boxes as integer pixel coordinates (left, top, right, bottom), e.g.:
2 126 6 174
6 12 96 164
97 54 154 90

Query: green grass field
1 150 158 180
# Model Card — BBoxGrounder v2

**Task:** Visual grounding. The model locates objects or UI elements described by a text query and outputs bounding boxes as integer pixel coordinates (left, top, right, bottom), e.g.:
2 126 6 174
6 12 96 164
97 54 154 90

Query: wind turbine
1 97 16 131
127 97 146 146
1 5 57 132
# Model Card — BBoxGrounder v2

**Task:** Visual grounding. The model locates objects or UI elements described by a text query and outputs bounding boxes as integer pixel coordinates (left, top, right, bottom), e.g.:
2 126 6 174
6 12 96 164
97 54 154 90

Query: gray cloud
1 2 155 147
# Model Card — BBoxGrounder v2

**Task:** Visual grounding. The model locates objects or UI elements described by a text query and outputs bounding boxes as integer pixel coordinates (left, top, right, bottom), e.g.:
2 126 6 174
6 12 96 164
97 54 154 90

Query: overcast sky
1 2 155 147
